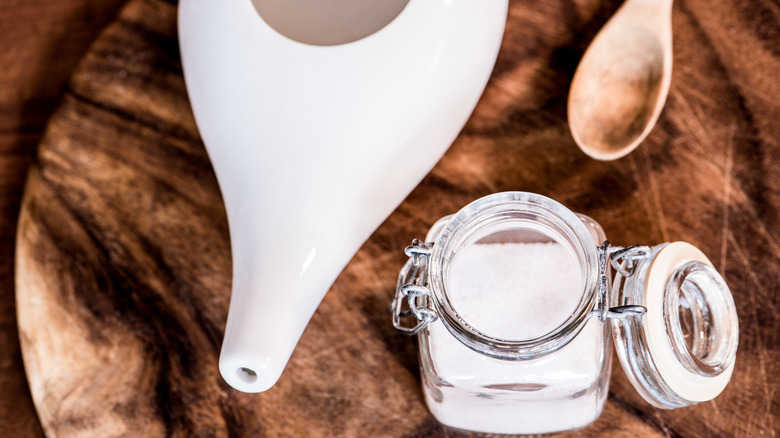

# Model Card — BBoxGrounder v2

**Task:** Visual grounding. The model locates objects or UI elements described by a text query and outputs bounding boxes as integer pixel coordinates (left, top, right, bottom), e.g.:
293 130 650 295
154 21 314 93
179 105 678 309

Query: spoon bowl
568 0 673 160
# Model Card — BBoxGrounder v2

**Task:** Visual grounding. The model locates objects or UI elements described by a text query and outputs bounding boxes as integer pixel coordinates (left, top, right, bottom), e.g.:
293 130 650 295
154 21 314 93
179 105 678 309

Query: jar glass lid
611 242 739 408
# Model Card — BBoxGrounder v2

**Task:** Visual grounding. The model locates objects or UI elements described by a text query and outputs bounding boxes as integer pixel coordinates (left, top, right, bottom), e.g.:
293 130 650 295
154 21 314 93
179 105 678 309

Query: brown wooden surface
0 1 126 436
13 0 780 436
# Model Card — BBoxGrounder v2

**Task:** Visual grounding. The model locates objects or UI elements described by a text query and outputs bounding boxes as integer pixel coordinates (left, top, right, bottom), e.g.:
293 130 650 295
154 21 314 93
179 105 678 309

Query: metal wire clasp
392 239 438 335
595 241 650 322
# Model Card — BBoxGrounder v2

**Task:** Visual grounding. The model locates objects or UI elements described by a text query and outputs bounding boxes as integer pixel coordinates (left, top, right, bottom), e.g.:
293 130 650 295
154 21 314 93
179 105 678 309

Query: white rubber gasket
643 241 735 402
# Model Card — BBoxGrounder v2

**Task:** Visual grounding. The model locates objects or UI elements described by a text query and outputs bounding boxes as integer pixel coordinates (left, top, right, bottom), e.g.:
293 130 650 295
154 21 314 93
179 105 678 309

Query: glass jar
392 192 739 436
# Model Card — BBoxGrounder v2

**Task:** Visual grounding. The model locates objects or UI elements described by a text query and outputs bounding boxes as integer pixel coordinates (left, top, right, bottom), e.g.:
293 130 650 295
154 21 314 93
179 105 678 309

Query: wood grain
0 1 126 436
15 0 779 436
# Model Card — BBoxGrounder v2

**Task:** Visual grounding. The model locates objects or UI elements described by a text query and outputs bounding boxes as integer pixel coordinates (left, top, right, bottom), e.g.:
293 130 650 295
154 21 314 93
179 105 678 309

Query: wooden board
0 1 126 435
15 0 779 436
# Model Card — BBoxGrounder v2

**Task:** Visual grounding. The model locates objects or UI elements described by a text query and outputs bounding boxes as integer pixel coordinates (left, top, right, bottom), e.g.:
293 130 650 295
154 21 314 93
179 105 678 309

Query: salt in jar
392 192 738 435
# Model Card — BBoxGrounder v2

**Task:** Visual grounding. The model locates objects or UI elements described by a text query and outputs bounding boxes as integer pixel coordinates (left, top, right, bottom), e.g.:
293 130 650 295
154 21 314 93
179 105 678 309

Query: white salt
448 242 583 340
423 241 608 435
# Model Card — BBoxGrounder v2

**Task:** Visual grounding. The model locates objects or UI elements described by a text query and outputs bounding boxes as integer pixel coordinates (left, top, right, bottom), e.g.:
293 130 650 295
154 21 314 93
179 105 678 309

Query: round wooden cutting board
15 0 779 436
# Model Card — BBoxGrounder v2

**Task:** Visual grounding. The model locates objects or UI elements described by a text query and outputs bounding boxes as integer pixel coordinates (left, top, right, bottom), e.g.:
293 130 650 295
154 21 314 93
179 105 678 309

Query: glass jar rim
427 191 601 360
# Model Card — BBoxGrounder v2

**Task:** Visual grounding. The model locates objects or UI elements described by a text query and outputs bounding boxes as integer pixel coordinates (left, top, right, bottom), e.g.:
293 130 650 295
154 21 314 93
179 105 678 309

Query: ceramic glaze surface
179 0 507 392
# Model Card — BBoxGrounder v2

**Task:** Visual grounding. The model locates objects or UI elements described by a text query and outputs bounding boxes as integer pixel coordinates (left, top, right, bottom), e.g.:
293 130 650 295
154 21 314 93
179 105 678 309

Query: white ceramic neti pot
178 0 508 392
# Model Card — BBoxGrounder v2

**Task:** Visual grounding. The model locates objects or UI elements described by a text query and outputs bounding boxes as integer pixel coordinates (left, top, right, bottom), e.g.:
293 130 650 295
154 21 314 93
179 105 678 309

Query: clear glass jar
392 192 739 436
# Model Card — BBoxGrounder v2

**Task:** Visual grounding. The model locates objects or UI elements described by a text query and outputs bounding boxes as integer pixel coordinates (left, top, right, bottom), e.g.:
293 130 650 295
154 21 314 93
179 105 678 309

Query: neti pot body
178 0 509 392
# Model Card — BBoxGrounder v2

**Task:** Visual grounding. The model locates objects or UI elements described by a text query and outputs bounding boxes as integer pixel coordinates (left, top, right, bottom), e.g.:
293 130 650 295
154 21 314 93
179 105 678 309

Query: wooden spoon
568 0 673 160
